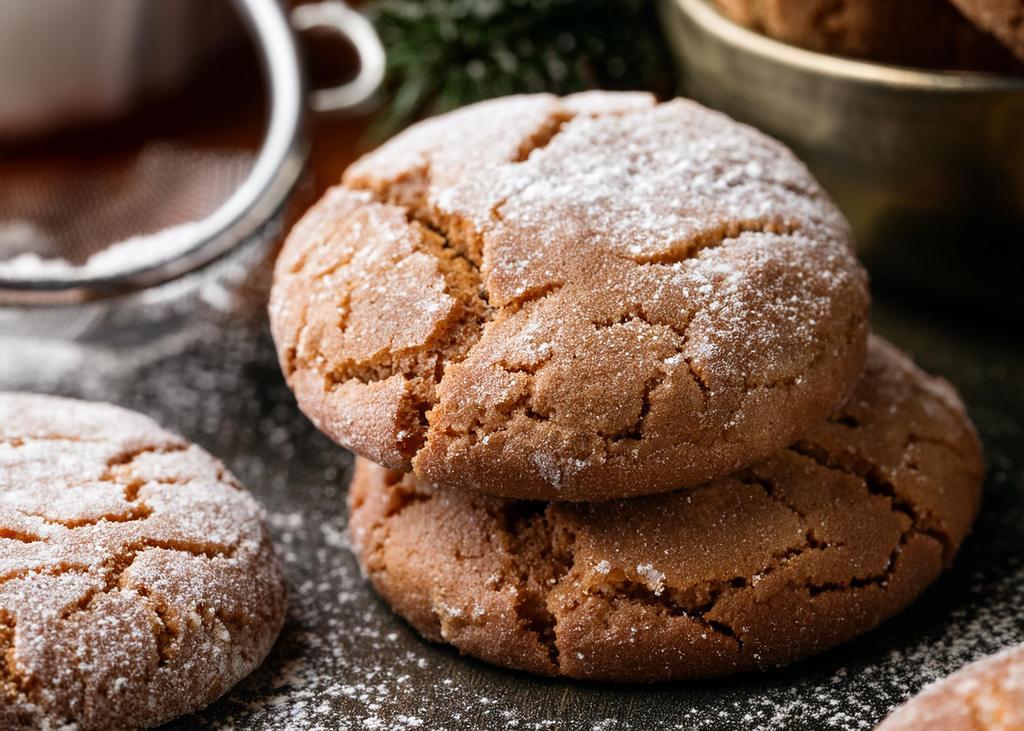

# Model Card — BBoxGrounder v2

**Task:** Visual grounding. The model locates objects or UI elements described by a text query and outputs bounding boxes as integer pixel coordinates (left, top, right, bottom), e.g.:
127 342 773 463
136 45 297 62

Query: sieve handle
290 1 385 115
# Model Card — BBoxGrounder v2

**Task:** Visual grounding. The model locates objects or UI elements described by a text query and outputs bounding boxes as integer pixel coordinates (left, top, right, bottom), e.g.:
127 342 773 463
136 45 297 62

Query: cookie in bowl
947 0 1024 61
710 0 1021 70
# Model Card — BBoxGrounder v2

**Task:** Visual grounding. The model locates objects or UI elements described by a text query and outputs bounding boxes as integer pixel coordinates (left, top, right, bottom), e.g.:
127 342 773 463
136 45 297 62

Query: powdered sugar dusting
0 220 209 281
876 642 1024 729
636 563 666 596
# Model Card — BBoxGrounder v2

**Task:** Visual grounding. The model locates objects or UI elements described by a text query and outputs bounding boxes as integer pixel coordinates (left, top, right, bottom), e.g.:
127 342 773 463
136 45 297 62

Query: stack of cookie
269 92 985 681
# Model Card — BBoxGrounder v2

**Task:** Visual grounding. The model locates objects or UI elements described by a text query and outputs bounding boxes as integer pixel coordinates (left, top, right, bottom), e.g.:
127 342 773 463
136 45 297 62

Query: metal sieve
0 0 384 339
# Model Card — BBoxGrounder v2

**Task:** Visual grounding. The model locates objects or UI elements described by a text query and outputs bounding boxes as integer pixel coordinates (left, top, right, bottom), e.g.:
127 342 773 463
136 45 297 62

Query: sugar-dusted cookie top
0 393 286 731
348 337 985 681
271 92 871 501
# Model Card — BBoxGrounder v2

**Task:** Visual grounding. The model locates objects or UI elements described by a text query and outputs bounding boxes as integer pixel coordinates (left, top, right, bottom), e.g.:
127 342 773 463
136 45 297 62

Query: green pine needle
364 0 676 140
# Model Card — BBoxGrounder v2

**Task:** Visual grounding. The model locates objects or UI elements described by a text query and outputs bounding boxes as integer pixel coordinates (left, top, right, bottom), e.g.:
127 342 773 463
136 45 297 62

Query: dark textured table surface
2 293 1021 731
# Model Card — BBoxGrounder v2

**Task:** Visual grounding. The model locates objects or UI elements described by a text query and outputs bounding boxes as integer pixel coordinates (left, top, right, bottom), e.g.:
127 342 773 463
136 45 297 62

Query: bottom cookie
348 337 984 682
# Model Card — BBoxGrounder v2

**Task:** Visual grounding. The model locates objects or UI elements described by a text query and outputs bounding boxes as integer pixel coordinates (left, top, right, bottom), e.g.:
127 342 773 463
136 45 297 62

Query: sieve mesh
0 0 313 347
0 143 254 279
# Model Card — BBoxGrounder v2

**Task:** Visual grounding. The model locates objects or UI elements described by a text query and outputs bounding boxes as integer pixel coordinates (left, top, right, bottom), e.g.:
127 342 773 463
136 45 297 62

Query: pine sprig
364 0 675 140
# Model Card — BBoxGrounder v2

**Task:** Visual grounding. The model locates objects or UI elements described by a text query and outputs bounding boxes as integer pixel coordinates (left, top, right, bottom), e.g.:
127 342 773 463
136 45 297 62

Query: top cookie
876 643 1024 731
271 92 871 501
947 0 1024 62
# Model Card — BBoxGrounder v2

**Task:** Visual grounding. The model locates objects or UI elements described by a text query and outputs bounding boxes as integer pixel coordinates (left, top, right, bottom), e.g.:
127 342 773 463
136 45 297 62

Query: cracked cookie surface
875 643 1024 731
0 393 287 731
347 337 984 682
270 91 871 501
711 0 1022 71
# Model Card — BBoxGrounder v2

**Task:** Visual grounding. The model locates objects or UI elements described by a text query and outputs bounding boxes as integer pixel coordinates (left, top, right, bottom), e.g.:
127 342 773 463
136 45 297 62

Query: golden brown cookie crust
348 337 984 682
271 92 871 501
875 643 1024 731
0 394 287 731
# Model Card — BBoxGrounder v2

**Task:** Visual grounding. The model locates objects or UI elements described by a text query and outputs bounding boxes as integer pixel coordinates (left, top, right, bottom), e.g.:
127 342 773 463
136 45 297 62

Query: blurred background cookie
347 336 984 681
710 0 1021 71
876 643 1024 730
0 393 287 731
947 0 1024 61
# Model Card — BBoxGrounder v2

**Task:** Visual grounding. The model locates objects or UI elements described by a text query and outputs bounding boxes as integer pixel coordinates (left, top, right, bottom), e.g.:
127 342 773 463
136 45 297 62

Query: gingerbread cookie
947 0 1024 61
0 393 287 731
348 337 984 681
271 92 870 501
876 643 1024 730
711 0 1021 71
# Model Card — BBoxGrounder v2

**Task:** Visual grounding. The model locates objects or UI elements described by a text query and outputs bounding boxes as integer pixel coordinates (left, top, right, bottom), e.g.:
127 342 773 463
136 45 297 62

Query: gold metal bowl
659 0 1024 314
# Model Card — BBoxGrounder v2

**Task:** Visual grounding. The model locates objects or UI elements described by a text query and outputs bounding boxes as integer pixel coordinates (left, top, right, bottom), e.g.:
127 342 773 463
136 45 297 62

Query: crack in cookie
623 218 802 266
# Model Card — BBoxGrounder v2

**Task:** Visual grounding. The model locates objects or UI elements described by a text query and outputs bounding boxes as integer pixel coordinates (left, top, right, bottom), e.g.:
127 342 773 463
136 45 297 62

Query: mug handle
290 1 385 114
